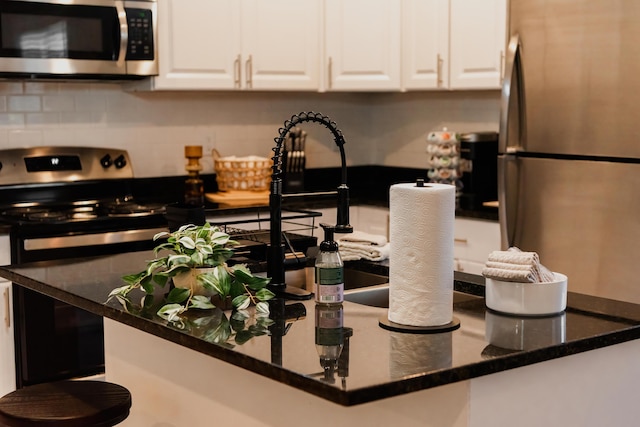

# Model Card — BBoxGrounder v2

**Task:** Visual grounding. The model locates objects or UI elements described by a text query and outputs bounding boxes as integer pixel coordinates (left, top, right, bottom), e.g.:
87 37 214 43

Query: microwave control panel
125 8 154 60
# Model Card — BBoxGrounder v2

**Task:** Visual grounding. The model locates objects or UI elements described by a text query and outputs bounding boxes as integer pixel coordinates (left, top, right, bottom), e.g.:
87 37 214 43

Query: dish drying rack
206 208 322 267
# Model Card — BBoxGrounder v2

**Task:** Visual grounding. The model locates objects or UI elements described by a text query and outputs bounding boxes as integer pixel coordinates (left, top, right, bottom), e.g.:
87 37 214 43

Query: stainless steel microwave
0 0 158 79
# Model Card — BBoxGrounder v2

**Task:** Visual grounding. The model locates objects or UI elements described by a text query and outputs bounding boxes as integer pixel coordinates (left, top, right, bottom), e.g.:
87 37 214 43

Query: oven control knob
114 155 127 169
100 154 113 168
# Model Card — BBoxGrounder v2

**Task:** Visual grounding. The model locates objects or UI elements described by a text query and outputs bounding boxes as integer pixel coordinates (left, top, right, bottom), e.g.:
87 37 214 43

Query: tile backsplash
0 81 499 178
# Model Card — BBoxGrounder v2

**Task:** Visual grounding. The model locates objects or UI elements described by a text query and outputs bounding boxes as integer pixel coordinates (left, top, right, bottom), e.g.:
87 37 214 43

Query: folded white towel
337 230 388 246
482 247 555 283
339 242 391 262
337 231 390 262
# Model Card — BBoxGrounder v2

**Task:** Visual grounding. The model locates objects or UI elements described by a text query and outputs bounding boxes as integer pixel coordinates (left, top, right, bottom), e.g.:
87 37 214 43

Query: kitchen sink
344 284 482 308
274 267 389 291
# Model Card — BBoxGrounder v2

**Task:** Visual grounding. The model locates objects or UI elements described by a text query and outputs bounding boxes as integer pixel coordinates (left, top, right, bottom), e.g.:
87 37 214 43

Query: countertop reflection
1 251 639 406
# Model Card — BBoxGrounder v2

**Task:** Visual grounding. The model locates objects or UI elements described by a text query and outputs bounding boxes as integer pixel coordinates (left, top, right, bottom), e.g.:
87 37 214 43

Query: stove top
0 146 169 227
1 199 167 224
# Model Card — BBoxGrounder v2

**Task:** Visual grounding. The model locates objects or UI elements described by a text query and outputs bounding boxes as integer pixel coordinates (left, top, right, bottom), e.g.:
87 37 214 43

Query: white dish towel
337 231 390 262
482 247 555 283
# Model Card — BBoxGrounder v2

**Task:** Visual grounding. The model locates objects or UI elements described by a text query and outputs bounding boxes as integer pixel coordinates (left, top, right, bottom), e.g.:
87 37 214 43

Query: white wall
0 81 500 178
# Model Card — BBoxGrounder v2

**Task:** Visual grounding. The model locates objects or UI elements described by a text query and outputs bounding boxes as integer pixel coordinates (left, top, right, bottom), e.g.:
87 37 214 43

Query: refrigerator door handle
499 34 526 155
498 153 519 249
499 34 526 250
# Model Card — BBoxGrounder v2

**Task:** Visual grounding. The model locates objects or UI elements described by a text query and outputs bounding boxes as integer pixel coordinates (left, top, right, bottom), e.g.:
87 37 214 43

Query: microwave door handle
116 1 128 67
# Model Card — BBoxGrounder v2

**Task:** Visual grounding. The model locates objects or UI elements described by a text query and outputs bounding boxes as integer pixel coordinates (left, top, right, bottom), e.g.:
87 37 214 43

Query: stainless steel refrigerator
499 0 640 304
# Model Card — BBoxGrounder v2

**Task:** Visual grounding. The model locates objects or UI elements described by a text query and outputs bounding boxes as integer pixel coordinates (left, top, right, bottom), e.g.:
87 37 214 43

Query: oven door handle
116 1 128 68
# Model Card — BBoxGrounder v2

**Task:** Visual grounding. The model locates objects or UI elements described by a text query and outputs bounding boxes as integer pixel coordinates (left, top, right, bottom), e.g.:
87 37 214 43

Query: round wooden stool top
0 380 131 427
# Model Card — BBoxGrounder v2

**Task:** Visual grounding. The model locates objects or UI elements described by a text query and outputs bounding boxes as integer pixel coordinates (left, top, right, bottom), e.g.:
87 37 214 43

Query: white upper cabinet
449 0 507 89
152 0 321 91
402 0 449 90
153 0 240 90
324 0 402 91
147 0 505 92
402 0 506 90
241 0 321 90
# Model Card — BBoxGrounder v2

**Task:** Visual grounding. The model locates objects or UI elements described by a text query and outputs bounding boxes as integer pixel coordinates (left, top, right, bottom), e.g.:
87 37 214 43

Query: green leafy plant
107 223 275 321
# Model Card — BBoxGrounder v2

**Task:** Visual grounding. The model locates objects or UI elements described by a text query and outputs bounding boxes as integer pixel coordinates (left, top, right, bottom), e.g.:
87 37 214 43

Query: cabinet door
0 234 15 395
402 0 449 90
153 0 241 90
325 0 401 91
241 0 321 90
449 0 507 89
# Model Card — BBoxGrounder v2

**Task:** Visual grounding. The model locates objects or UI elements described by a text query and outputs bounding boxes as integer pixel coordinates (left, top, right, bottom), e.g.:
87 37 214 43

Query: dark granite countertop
1 252 638 406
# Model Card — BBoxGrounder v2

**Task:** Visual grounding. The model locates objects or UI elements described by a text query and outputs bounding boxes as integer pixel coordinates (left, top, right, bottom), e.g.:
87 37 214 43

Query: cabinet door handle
454 238 468 244
437 54 443 88
234 54 241 88
3 288 9 329
500 50 505 83
245 55 253 89
328 56 333 90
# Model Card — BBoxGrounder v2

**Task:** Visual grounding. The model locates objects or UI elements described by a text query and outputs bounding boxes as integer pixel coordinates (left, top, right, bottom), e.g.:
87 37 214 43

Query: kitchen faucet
268 112 353 299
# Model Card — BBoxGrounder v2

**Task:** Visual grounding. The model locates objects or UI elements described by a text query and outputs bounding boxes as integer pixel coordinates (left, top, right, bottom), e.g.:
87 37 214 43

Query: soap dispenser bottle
315 224 344 305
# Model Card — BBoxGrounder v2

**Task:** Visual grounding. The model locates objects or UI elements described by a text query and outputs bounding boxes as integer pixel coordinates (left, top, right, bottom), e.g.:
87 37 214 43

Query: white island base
104 319 639 427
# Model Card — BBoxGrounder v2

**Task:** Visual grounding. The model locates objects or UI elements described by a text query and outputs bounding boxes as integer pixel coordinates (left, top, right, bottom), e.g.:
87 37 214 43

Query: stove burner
105 201 166 217
1 199 165 223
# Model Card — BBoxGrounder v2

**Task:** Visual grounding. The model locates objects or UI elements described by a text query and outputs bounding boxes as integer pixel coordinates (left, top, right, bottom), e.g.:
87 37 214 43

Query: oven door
10 221 166 388
0 0 157 77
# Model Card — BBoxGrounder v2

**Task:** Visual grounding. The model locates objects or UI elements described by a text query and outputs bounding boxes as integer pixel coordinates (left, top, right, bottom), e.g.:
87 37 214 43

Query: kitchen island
1 252 639 427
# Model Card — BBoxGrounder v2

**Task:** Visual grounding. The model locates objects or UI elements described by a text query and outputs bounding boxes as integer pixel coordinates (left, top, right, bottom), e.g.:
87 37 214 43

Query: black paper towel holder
379 315 461 334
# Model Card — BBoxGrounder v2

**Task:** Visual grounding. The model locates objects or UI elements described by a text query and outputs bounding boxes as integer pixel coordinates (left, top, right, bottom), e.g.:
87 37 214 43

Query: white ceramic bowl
485 272 568 316
485 310 566 350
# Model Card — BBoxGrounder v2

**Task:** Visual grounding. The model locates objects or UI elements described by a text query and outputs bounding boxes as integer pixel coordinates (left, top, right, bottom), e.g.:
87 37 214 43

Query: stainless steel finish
501 0 640 304
116 1 128 69
506 157 640 303
124 0 158 76
24 227 166 251
497 154 518 250
510 0 640 158
0 147 134 186
0 0 158 77
498 35 524 155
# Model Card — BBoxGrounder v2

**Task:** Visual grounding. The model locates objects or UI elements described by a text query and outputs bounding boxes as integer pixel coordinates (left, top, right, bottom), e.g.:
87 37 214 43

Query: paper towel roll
388 182 455 327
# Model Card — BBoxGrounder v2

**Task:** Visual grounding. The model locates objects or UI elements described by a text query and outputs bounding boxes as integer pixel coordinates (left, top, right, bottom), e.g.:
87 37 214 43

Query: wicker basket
213 149 272 192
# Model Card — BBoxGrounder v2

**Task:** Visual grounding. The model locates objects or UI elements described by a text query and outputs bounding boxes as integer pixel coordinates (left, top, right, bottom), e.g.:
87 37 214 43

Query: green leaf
157 303 185 322
216 265 231 296
107 284 133 300
229 277 245 299
256 288 276 301
178 236 196 249
190 295 215 310
199 272 224 296
153 230 171 241
166 287 190 303
232 294 250 310
167 254 191 266
256 301 270 315
140 275 155 294
233 269 271 290
231 310 249 321
234 330 254 345
121 272 145 285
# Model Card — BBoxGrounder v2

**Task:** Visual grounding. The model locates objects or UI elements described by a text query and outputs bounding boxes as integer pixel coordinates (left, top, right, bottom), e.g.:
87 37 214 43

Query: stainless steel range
0 146 168 389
